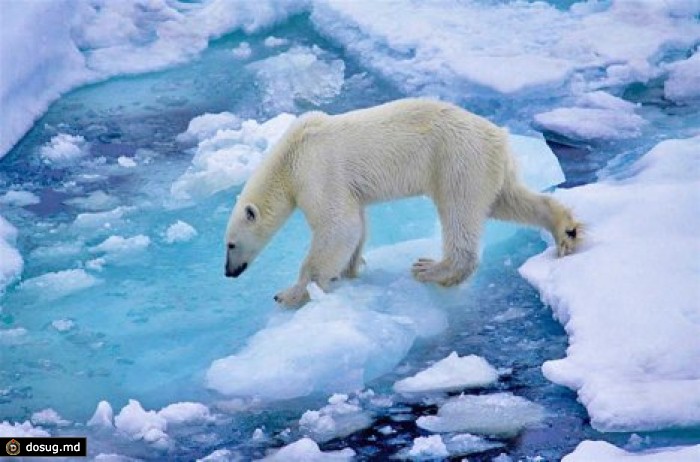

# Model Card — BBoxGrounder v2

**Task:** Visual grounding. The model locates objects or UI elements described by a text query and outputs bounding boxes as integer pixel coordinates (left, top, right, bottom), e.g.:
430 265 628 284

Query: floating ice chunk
40 133 89 164
0 420 49 437
31 408 70 426
88 401 114 428
416 393 545 437
394 352 499 395
94 454 141 462
520 136 700 432
248 46 345 112
65 190 119 211
20 269 102 301
444 433 504 456
114 400 168 446
176 112 242 144
171 113 296 202
0 215 23 292
157 402 211 424
197 449 236 462
407 435 449 458
90 235 150 258
262 437 355 461
299 394 373 443
563 440 700 462
51 318 76 332
232 42 252 59
164 220 197 244
664 52 700 103
264 36 289 47
0 190 40 207
533 107 646 141
73 206 133 229
117 156 137 168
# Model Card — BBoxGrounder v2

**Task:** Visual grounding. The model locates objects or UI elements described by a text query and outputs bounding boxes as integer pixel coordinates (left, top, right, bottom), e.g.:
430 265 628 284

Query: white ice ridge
310 1 700 98
563 441 700 462
393 352 498 394
520 136 700 432
0 0 310 158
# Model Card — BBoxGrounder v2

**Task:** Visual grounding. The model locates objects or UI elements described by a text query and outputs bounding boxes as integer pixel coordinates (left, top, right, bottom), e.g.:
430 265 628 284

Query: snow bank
0 0 309 159
563 441 700 462
520 136 700 432
310 0 700 98
0 215 23 293
19 268 101 301
262 437 355 461
416 393 545 437
247 46 345 112
171 113 296 202
394 352 498 394
299 394 373 443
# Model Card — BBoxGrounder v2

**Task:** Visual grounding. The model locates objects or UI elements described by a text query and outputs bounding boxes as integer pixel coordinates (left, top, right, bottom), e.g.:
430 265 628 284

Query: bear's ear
245 204 259 223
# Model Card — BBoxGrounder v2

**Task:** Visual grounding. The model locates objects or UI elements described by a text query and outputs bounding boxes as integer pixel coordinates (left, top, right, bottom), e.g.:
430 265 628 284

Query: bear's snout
225 262 248 278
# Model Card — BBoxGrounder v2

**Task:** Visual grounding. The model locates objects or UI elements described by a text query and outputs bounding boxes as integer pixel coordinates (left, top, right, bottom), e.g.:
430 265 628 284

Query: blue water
1 10 699 462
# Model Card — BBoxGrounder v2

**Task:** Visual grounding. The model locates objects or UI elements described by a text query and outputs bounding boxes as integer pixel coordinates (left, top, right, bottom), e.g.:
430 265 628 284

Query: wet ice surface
2 4 700 461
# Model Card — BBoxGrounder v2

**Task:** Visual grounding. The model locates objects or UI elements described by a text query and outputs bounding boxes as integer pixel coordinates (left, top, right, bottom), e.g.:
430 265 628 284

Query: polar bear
224 98 581 307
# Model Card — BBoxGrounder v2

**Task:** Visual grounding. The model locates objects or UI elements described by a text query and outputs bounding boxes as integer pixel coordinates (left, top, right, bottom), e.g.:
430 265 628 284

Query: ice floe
394 352 499 395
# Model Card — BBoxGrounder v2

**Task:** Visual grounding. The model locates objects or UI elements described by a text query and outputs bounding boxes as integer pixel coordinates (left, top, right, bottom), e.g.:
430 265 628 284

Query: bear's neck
248 155 295 238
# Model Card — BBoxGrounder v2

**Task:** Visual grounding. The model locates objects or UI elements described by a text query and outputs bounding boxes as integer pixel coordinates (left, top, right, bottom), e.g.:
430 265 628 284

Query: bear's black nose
225 262 248 278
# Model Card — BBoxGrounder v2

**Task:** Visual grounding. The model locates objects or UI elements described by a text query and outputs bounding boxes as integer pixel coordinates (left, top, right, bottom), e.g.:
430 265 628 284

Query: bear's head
224 202 264 278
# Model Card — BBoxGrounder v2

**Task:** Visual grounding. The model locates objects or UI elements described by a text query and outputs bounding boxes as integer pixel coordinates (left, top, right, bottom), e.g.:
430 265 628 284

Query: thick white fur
225 98 581 307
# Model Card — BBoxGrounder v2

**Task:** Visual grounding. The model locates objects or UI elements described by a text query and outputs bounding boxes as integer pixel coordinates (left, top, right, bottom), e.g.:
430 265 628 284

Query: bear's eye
228 243 236 250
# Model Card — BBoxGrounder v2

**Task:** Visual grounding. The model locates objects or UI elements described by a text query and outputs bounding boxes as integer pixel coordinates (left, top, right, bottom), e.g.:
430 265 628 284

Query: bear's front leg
274 284 310 308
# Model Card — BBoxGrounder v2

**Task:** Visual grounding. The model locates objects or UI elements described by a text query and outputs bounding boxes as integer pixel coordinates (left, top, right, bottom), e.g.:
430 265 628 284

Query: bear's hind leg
412 202 484 287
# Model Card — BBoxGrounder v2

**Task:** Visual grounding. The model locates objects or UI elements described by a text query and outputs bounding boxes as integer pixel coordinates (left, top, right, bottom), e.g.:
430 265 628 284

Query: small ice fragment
262 437 355 461
232 42 252 59
264 36 289 47
0 420 50 437
158 402 211 424
51 319 75 332
31 408 70 426
394 352 499 394
164 220 197 244
114 400 167 444
117 156 137 168
0 190 40 207
20 269 101 300
416 393 545 437
408 435 449 458
65 190 118 211
87 401 114 428
40 133 89 164
299 394 373 443
197 449 235 462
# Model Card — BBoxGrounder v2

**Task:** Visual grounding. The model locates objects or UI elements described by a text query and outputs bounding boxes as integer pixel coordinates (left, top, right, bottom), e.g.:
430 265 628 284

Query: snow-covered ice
563 440 700 462
40 133 90 165
0 420 50 438
520 136 700 432
416 393 546 437
407 435 449 459
262 437 355 461
664 52 700 103
393 352 498 394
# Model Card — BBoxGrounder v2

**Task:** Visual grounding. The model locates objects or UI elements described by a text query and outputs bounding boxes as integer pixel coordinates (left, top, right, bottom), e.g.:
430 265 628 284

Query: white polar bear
224 98 581 307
